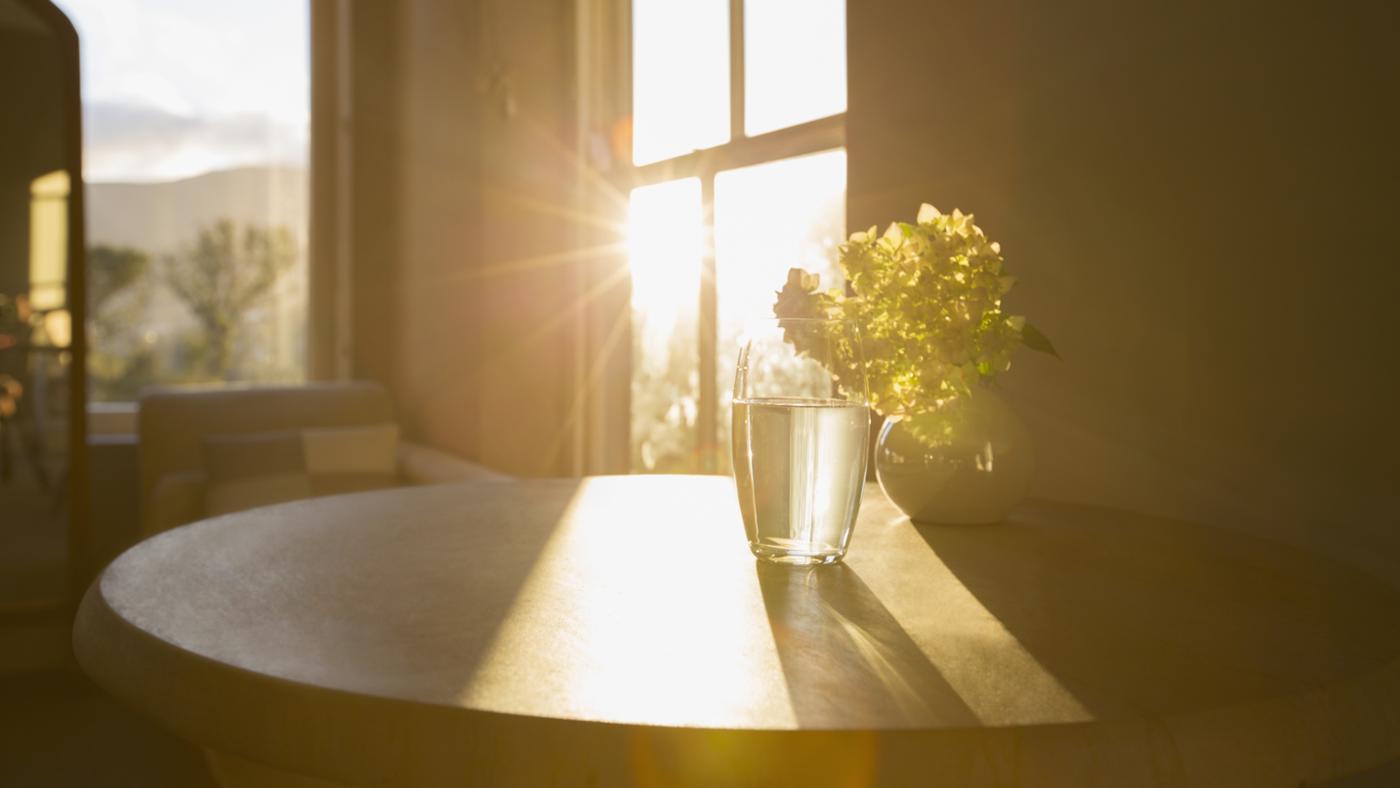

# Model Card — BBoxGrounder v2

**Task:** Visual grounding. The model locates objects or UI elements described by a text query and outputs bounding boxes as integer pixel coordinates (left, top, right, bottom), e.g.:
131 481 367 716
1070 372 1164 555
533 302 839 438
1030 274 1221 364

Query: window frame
599 0 847 473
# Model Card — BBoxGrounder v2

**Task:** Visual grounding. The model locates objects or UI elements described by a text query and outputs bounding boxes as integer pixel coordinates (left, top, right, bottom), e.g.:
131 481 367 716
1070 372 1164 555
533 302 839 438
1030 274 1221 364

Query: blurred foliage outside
87 220 302 401
630 307 699 473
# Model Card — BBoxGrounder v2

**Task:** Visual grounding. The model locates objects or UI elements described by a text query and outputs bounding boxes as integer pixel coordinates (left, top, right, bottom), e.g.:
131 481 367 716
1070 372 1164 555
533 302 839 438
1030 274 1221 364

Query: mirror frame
10 0 89 613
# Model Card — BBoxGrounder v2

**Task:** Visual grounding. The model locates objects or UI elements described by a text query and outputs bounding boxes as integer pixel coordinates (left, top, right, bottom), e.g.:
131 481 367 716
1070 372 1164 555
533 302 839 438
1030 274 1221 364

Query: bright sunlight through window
744 0 847 135
629 179 702 472
631 0 730 165
627 0 846 473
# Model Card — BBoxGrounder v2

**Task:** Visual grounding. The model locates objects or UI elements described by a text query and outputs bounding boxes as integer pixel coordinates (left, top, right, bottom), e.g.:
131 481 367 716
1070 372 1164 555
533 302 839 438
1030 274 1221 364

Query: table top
75 476 1400 787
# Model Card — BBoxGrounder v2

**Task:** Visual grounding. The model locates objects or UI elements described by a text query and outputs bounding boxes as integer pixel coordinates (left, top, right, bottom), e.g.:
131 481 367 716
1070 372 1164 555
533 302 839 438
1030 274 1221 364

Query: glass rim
744 316 859 324
739 316 863 339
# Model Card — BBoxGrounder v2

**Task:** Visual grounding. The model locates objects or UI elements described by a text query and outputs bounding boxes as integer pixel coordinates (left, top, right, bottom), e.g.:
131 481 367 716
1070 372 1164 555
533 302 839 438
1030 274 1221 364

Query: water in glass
732 397 869 564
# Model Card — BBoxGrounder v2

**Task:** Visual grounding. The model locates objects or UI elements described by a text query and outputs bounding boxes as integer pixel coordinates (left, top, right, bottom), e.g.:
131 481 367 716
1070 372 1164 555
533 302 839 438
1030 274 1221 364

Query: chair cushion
204 424 400 517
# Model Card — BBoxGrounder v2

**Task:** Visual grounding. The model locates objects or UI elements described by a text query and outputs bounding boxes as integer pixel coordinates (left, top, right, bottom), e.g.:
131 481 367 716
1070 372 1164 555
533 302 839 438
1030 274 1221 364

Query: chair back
138 381 394 533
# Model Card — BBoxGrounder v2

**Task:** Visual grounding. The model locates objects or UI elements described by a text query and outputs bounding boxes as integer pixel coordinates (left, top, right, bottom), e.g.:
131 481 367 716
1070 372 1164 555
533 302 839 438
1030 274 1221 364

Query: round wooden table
75 476 1400 787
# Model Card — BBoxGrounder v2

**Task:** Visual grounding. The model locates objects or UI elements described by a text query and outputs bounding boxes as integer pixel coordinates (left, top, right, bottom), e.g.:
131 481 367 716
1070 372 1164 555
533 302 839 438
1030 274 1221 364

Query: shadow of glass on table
754 561 979 729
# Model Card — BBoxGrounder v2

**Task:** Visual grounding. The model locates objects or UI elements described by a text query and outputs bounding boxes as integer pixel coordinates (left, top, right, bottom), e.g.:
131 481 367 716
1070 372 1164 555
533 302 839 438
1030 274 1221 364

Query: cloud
82 100 307 182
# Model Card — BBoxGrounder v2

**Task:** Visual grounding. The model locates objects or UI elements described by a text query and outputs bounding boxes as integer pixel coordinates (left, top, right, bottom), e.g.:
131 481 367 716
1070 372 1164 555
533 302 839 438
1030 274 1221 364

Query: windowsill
88 402 137 437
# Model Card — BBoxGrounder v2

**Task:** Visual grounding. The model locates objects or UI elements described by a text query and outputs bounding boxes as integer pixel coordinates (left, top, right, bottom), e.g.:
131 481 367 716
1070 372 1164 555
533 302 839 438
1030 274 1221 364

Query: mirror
0 0 87 619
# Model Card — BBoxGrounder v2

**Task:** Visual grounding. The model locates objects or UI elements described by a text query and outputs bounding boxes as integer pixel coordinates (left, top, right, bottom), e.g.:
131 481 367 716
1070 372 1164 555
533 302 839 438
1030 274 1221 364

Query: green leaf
1021 321 1060 359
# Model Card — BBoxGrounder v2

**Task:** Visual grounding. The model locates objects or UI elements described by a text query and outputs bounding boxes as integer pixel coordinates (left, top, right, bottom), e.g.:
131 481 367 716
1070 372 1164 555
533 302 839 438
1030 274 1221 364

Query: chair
138 381 507 537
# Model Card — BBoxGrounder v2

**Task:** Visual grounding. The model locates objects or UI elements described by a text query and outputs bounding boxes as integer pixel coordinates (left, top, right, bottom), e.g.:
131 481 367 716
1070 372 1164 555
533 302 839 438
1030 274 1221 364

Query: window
53 0 309 402
625 0 847 473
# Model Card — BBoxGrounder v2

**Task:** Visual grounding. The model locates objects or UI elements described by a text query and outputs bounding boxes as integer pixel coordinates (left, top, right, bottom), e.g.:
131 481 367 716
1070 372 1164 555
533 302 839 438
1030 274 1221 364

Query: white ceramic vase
874 388 1033 524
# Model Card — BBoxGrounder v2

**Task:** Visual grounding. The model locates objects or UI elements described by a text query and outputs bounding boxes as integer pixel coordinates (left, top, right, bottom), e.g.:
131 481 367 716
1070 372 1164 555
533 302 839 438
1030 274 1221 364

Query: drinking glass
731 318 869 565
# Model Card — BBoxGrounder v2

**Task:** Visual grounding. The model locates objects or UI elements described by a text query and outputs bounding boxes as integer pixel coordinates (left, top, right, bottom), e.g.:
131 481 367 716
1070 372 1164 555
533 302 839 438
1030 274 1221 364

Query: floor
0 475 67 610
0 443 208 787
0 665 215 788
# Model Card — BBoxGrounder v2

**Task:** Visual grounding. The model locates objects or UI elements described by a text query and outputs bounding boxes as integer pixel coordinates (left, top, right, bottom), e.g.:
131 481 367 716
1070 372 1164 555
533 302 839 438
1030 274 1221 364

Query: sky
53 0 309 182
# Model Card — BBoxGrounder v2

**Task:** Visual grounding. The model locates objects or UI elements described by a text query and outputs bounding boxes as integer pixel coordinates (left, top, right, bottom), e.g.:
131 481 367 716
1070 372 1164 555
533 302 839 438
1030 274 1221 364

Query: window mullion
729 0 745 142
697 171 719 473
624 114 844 188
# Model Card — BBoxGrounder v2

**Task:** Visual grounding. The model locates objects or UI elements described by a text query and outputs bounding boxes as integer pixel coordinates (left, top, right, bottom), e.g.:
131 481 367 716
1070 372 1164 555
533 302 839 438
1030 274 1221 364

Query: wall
347 0 580 477
347 1 402 392
848 0 1400 569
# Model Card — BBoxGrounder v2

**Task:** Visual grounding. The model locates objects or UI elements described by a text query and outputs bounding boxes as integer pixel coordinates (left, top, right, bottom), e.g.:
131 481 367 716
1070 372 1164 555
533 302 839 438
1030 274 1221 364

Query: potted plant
774 203 1056 523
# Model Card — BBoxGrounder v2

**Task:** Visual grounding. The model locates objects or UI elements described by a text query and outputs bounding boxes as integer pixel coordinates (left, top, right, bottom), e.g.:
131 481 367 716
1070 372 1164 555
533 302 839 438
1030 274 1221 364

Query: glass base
749 541 846 566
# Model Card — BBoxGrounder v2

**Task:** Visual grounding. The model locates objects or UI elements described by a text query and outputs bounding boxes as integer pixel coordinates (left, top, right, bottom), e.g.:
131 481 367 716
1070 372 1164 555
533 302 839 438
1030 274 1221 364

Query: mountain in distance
83 165 310 384
86 165 307 253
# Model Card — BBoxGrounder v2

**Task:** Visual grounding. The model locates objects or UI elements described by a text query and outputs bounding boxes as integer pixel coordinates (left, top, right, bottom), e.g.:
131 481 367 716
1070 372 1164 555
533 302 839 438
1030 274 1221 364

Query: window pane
629 179 702 472
714 149 846 472
54 0 309 401
632 0 730 165
744 0 846 136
